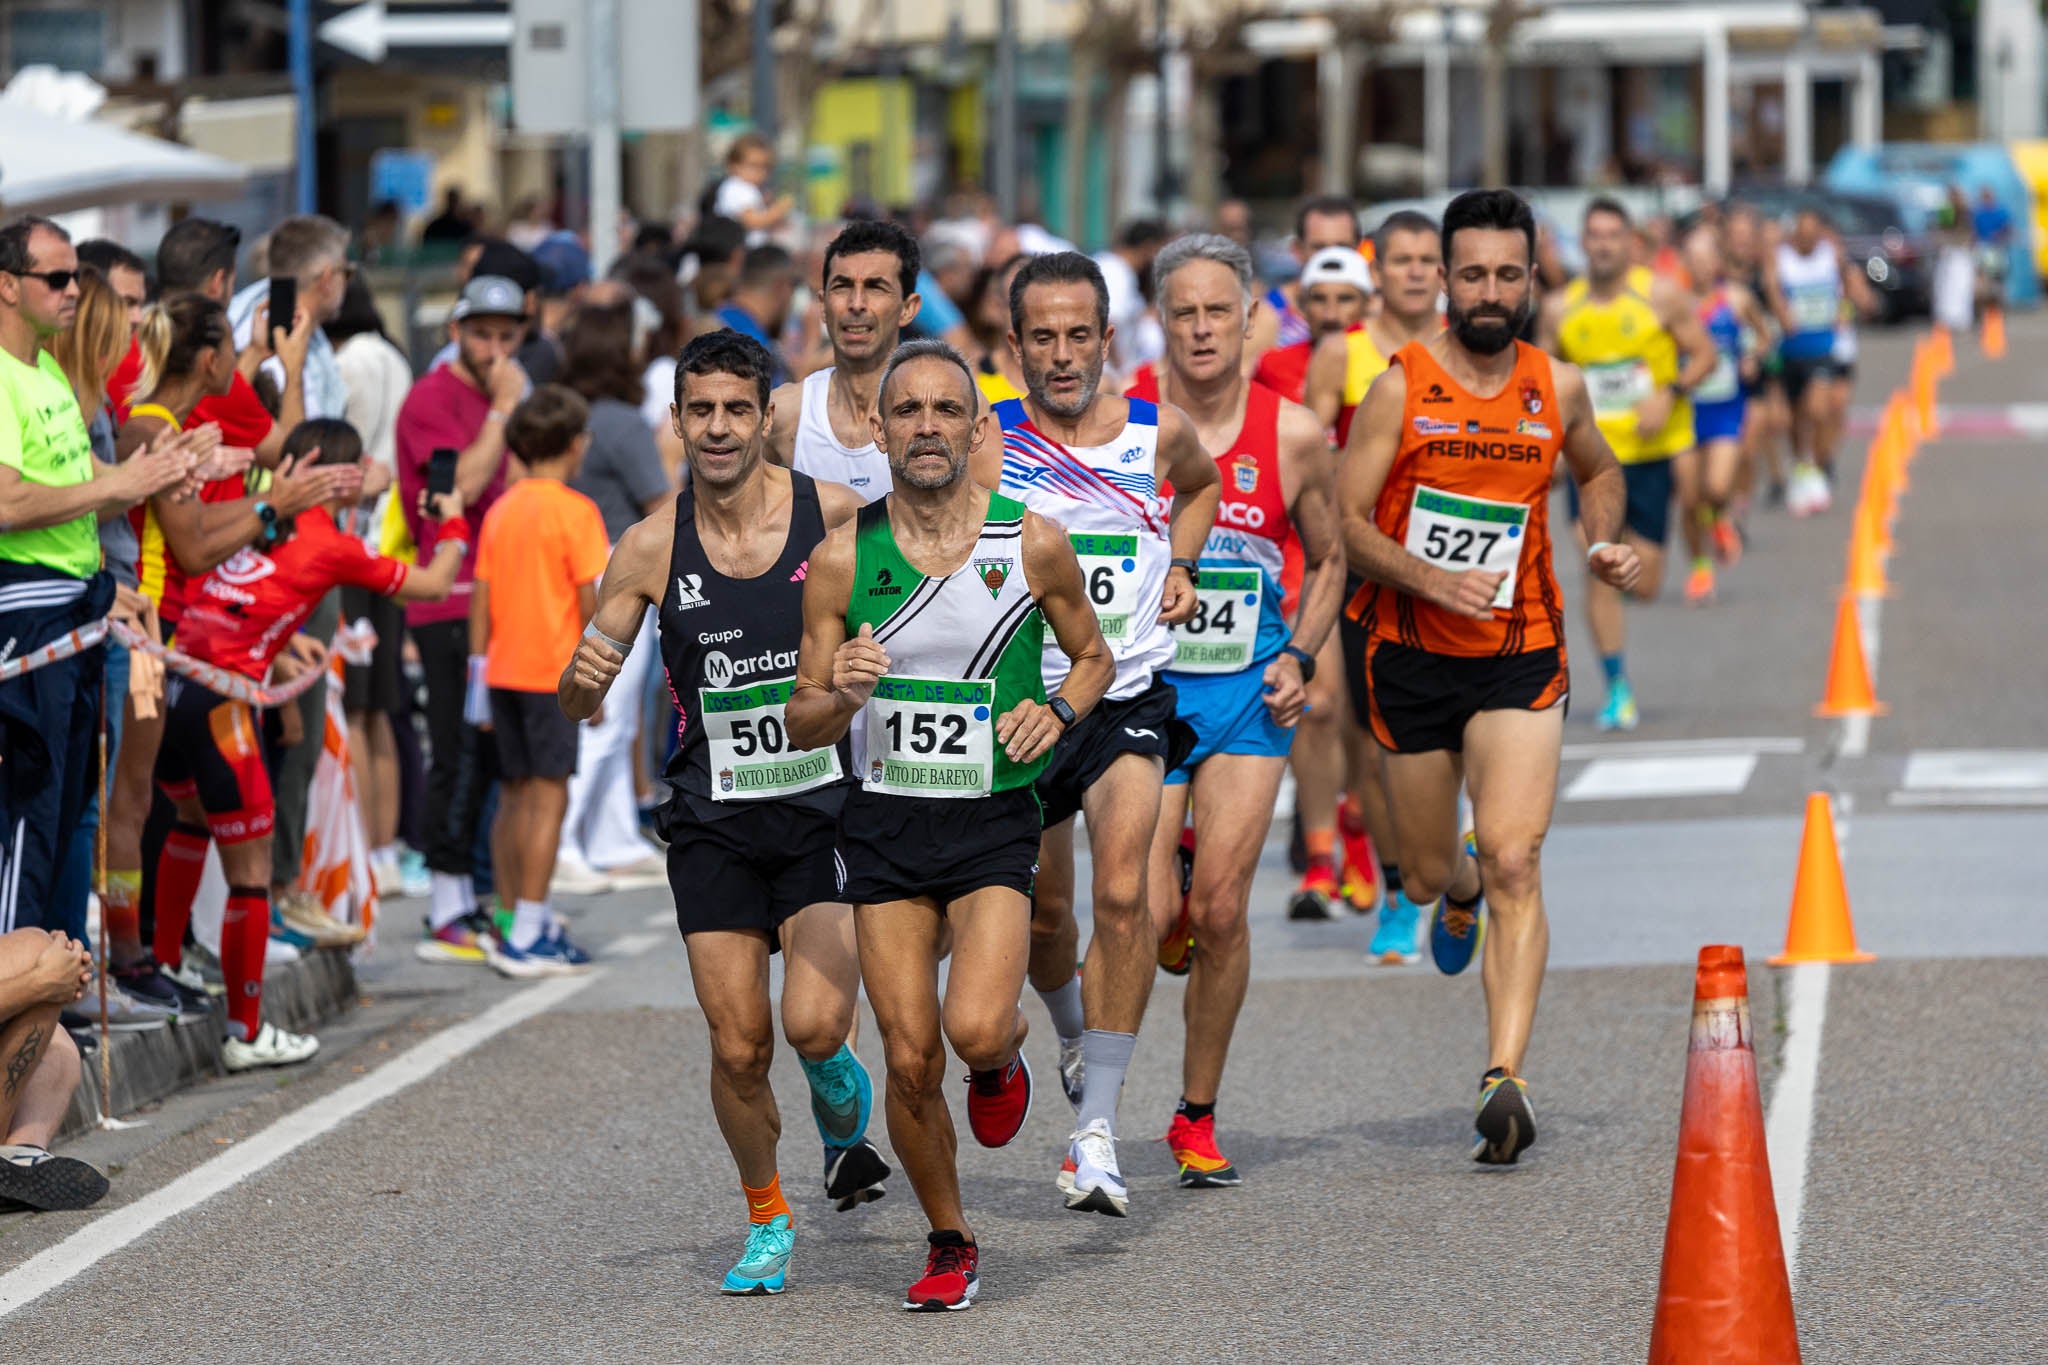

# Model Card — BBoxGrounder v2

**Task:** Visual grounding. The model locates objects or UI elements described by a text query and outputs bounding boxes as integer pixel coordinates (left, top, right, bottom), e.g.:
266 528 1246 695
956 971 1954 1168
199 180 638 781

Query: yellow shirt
1556 267 1694 463
1343 327 1388 408
975 359 1025 406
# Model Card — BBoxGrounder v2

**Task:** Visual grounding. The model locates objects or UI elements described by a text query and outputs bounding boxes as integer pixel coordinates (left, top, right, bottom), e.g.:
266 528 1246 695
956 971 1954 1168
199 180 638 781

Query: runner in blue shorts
1678 225 1771 604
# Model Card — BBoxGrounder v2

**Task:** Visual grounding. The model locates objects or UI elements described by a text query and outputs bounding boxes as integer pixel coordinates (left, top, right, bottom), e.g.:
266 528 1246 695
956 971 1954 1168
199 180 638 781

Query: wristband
434 514 471 545
1587 541 1615 562
583 621 635 657
1170 557 1199 576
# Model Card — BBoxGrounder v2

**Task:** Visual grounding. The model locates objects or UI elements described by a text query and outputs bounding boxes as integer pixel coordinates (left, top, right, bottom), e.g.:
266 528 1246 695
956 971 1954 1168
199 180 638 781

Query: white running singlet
791 367 892 503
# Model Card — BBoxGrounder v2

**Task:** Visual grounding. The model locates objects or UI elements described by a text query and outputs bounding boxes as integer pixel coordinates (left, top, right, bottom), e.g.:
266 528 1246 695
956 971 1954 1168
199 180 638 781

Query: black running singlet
658 470 849 823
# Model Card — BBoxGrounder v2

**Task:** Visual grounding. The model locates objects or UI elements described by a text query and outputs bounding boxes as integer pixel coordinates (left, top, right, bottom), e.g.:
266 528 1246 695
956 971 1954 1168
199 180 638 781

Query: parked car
1826 191 1936 323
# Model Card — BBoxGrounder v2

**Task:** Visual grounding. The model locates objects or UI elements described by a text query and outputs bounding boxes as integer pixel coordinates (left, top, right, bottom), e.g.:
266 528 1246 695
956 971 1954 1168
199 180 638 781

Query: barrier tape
0 614 375 709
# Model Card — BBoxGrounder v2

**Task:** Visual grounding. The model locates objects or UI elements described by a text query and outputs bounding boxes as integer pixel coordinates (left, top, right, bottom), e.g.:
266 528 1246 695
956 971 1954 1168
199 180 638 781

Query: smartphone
267 276 297 341
427 447 458 500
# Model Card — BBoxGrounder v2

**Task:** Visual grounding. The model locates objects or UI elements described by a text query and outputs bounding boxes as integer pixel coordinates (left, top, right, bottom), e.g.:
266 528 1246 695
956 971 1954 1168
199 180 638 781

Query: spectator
227 214 353 421
469 385 607 973
0 926 106 1210
358 199 404 265
397 274 529 962
709 133 794 247
714 244 797 382
631 220 675 261
327 273 416 900
967 253 1030 405
75 239 148 331
436 238 558 384
679 216 747 325
506 196 553 252
1093 217 1170 370
556 304 670 892
423 187 472 244
0 216 192 937
531 229 594 360
605 252 688 428
1216 198 1254 249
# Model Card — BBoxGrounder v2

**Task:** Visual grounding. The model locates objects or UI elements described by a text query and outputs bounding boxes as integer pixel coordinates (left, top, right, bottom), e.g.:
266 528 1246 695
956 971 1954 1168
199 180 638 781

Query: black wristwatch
1046 696 1077 728
253 499 280 547
1666 379 1691 399
1170 557 1200 578
1281 643 1318 681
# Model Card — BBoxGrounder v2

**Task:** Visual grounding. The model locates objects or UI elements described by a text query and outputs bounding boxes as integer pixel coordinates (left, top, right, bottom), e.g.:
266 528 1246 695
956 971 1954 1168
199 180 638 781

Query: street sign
509 0 697 135
369 148 436 216
319 0 514 63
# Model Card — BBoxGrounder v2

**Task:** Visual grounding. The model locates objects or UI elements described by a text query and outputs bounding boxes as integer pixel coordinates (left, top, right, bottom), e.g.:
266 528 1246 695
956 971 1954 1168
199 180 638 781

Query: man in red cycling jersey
151 419 468 1070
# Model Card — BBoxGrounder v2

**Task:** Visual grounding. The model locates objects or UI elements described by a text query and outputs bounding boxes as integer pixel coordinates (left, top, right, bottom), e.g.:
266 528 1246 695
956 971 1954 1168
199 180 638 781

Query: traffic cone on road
1982 306 2007 360
1770 794 1875 966
1648 946 1801 1364
1929 323 1954 377
1814 595 1884 718
1843 501 1889 598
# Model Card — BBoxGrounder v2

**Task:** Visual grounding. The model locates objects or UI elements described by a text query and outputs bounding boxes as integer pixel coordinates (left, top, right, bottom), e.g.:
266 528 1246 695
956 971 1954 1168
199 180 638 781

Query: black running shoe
0 1146 110 1210
1472 1068 1537 1165
115 959 212 1022
824 1138 890 1212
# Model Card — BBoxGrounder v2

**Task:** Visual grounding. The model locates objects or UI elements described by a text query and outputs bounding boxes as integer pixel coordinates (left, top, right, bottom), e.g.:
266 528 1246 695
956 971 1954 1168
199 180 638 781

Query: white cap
1299 246 1374 297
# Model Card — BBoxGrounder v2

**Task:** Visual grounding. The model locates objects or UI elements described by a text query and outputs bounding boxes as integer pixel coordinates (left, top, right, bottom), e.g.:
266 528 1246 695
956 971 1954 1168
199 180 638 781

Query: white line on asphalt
0 973 597 1319
1888 789 2048 808
605 931 663 958
643 909 675 930
1765 961 1831 1283
1563 753 1758 802
1559 736 1803 761
1901 749 2048 790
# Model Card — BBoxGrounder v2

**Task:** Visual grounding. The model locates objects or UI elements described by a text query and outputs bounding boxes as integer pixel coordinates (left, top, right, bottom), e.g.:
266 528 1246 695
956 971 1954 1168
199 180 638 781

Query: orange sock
1303 829 1335 866
743 1174 789 1225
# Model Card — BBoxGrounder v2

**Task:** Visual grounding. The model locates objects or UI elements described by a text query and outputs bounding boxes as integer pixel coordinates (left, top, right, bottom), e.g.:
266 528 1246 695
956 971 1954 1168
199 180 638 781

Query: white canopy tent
0 103 249 216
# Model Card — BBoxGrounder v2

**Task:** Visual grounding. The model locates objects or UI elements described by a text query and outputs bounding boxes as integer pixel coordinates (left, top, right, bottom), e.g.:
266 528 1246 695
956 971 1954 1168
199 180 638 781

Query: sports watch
1281 643 1318 681
1046 696 1077 728
253 499 280 548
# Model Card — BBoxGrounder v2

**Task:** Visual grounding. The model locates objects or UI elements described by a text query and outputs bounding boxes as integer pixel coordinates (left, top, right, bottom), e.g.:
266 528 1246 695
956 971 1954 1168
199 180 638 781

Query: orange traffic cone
1648 946 1801 1364
1843 501 1889 597
1814 595 1884 718
1930 323 1954 377
1982 306 2007 360
1914 366 1938 438
1770 794 1875 965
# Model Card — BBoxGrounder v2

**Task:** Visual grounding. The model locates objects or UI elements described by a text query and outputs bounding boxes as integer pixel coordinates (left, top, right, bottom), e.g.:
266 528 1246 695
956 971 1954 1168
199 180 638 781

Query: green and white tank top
846 492 1049 796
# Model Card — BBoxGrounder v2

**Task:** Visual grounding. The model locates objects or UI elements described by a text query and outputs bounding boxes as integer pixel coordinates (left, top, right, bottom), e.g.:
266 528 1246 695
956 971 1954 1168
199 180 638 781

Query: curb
59 948 359 1142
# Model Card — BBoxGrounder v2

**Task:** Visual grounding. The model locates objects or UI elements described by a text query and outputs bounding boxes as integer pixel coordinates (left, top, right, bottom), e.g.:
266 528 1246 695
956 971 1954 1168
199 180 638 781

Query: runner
1127 234 1341 1186
969 251 1220 1217
1338 187 1642 1163
1295 212 1445 962
1539 196 1714 732
1678 225 1769 605
1244 195 1363 367
785 338 1114 1309
1761 206 1873 516
1722 205 1787 510
1248 245 1371 405
560 332 891 1298
767 218 920 503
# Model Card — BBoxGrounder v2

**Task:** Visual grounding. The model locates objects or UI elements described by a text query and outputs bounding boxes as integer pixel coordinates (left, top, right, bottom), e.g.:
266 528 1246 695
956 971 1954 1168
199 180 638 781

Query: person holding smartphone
394 275 531 958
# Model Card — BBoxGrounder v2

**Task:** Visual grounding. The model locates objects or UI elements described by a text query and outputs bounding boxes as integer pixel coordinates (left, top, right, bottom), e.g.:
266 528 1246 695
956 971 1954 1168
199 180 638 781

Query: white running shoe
1063 1119 1129 1217
1056 1037 1085 1112
549 856 614 897
222 1022 320 1071
1788 463 1831 518
597 853 668 891
83 977 175 1031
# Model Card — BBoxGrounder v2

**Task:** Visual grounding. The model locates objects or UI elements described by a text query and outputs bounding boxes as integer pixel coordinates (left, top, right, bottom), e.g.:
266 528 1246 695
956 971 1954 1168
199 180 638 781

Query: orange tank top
1358 339 1567 658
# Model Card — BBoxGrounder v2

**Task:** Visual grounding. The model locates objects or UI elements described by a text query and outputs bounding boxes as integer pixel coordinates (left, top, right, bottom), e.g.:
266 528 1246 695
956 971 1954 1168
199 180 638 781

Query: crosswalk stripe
1563 754 1759 802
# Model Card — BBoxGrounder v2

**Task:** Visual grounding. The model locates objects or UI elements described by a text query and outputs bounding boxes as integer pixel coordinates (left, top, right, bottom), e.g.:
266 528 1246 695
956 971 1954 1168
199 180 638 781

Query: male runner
968 251 1220 1217
1127 234 1341 1185
1539 197 1714 732
768 219 921 503
1294 212 1445 962
1339 188 1641 1163
1679 225 1769 604
1761 206 1873 516
1245 196 1364 367
561 332 891 1299
1248 245 1371 405
786 339 1113 1309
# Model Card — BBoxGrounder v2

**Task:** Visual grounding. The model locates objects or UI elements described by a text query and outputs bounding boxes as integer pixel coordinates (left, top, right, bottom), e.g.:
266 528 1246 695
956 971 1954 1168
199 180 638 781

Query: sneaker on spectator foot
549 857 613 897
0 1145 109 1211
598 853 667 890
278 891 366 948
114 959 213 1022
222 1022 320 1071
398 849 432 900
415 910 496 965
81 976 174 1031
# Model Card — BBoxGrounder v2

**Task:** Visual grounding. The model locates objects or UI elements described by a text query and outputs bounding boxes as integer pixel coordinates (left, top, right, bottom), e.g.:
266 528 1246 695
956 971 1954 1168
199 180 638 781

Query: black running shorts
666 800 844 945
1566 456 1676 546
339 588 404 714
1033 676 1195 828
836 786 1043 907
489 687 579 781
1365 641 1568 755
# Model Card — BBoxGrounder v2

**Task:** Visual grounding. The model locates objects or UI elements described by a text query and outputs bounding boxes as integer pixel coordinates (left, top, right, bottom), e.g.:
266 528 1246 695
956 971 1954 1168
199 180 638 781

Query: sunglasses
8 269 79 291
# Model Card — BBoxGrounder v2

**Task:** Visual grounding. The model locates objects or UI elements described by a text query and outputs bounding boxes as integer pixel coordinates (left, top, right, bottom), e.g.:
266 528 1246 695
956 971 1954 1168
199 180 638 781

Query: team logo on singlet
1414 417 1459 435
1520 377 1544 415
673 573 710 612
1232 453 1259 493
974 558 1012 599
1517 419 1552 439
213 547 277 586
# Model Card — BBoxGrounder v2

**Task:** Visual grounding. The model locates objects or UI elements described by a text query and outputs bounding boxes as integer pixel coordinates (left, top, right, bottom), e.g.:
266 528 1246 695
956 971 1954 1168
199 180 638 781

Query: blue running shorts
1162 663 1296 784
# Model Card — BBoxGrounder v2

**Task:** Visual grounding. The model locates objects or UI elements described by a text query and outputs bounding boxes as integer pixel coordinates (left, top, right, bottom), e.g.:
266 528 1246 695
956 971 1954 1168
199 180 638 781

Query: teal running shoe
1368 891 1426 965
720 1214 794 1295
1596 678 1639 732
1473 1068 1537 1165
800 1044 873 1149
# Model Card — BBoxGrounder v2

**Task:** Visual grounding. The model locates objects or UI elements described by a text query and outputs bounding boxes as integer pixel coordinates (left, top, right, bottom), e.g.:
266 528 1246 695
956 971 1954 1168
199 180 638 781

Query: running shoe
1339 863 1381 915
823 1138 890 1212
486 929 593 979
1596 679 1639 733
415 910 494 965
164 955 223 999
1057 1036 1085 1112
1473 1068 1538 1165
600 853 669 891
719 1214 793 1295
549 856 614 896
965 1053 1032 1148
222 1021 320 1071
1336 794 1376 899
1432 832 1485 975
1367 891 1425 966
398 848 432 899
800 1044 873 1149
113 959 212 1021
1166 1112 1241 1188
544 926 593 968
268 905 317 952
1712 515 1743 567
278 891 367 948
1684 562 1716 606
1788 461 1831 517
1287 864 1341 921
0 1145 109 1211
79 976 174 1031
1063 1119 1129 1216
903 1230 979 1311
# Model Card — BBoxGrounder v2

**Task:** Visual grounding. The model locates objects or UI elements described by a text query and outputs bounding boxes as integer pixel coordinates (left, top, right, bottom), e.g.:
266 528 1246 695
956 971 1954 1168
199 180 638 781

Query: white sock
428 873 470 931
1038 976 1086 1044
510 899 550 951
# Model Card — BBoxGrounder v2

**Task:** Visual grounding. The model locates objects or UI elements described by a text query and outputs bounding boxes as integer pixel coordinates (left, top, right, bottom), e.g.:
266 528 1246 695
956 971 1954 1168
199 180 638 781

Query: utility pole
1153 0 1173 219
589 0 622 275
289 0 316 212
753 0 778 141
995 0 1019 220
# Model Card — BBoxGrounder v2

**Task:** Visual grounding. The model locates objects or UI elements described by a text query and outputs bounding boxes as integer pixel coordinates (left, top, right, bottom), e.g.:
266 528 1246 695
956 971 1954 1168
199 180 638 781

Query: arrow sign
319 0 514 62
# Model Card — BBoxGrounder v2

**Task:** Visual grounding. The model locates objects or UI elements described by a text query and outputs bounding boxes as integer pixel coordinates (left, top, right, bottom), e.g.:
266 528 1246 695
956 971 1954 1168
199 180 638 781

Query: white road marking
1560 736 1802 761
643 908 675 930
1765 961 1831 1283
0 973 597 1318
1563 754 1758 802
1901 749 2048 790
605 931 663 958
1889 789 2048 808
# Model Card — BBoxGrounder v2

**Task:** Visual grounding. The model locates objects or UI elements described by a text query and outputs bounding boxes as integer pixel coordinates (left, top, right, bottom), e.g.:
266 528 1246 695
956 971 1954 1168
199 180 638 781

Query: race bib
700 677 842 802
1170 569 1262 673
1070 532 1142 641
862 676 995 798
1790 286 1837 332
1404 485 1529 611
1696 351 1740 404
1585 360 1652 416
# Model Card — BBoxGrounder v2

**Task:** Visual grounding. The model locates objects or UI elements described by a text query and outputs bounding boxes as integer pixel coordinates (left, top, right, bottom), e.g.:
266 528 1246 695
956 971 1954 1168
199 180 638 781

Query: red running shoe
965 1053 1032 1148
1337 793 1377 886
903 1230 980 1311
1166 1111 1242 1188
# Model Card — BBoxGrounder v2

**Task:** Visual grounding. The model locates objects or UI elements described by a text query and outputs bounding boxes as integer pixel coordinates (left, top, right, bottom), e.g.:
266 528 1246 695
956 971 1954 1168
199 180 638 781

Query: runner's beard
1446 296 1531 356
895 436 967 490
1025 361 1103 420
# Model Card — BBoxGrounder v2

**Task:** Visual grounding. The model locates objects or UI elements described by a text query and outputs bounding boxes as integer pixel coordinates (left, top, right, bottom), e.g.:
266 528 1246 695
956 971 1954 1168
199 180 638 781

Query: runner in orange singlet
1338 189 1640 1165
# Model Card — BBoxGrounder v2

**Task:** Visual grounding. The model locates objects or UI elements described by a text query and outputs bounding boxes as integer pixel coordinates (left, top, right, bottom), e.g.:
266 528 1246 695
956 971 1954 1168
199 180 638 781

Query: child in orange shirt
468 385 612 976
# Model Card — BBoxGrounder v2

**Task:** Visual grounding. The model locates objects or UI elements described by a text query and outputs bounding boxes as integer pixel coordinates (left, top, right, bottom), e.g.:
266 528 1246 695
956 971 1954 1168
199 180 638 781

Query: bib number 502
726 715 788 757
883 710 970 756
1424 523 1503 567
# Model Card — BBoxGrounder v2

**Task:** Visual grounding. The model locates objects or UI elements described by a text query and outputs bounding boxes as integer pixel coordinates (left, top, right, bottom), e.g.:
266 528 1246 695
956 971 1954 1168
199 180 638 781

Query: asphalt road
2 322 2042 1361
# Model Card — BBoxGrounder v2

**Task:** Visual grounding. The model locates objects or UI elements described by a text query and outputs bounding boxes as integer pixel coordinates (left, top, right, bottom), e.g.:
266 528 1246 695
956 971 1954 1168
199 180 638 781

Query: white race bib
1404 485 1530 611
862 676 995 798
1169 569 1262 673
1069 532 1142 641
1790 286 1837 332
1696 351 1740 404
700 677 843 802
1585 360 1653 416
